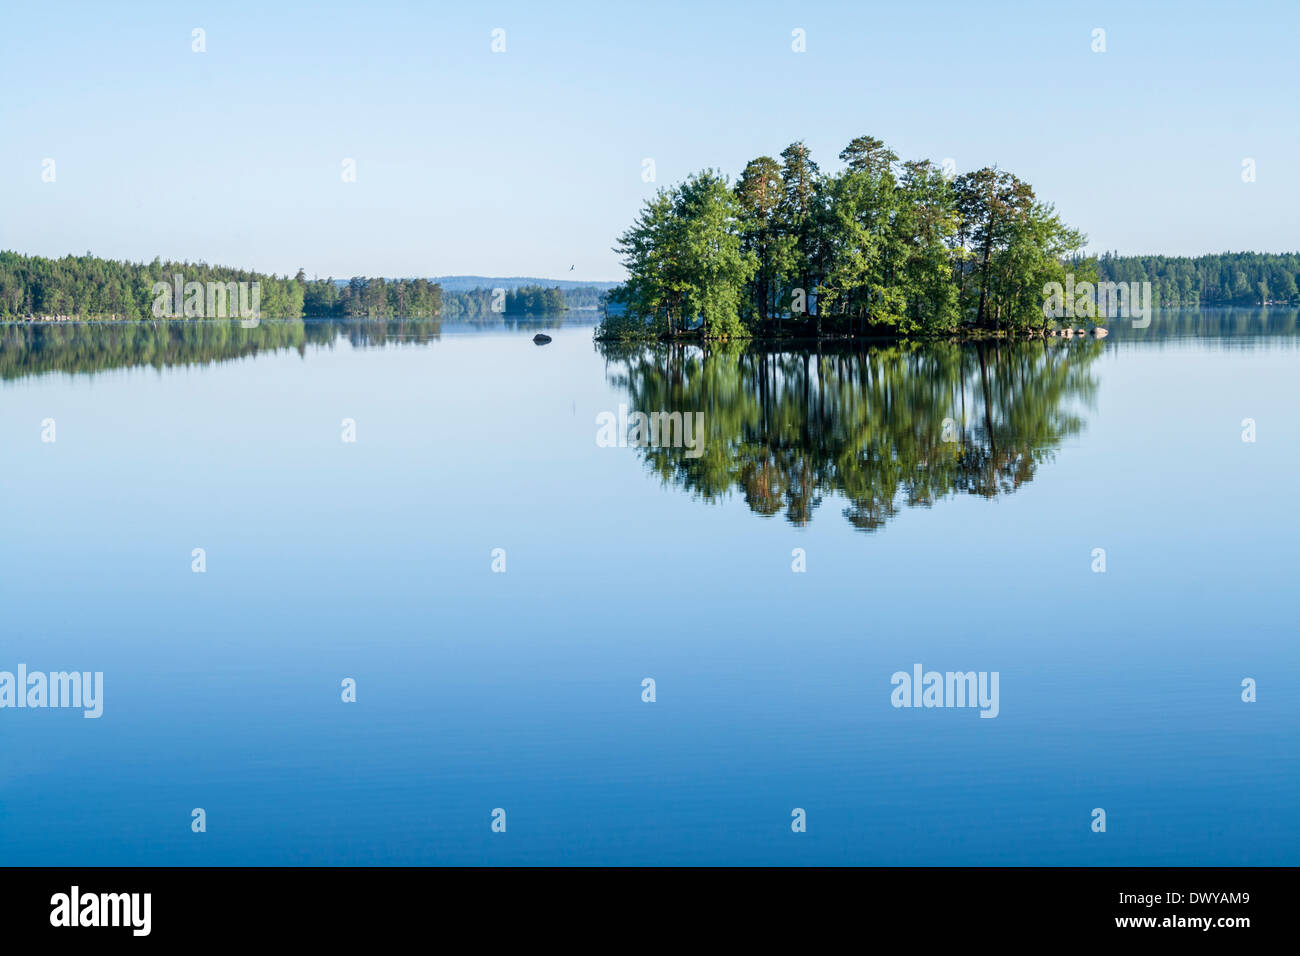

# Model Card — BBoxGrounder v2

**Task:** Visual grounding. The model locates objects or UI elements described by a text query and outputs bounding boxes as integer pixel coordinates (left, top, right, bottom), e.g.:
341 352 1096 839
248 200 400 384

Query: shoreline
595 326 1112 345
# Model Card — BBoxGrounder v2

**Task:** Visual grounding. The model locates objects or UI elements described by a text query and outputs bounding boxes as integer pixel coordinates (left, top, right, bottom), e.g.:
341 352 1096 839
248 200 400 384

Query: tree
953 167 1036 329
614 190 681 335
735 156 783 325
896 160 959 333
839 135 898 177
777 142 825 333
616 171 756 339
673 171 756 339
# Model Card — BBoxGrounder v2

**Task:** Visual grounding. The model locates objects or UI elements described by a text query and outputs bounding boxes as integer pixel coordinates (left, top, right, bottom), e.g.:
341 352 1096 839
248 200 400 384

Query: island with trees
599 135 1300 343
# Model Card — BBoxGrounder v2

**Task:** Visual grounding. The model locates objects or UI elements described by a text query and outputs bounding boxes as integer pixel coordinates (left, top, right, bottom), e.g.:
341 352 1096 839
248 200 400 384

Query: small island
601 134 1094 343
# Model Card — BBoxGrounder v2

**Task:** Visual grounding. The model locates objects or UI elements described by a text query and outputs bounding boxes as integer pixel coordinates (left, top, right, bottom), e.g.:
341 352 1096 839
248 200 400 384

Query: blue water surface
1 311 1296 865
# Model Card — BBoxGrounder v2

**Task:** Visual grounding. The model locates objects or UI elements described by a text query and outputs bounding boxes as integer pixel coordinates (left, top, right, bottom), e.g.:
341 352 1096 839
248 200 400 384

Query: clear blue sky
2 0 1295 280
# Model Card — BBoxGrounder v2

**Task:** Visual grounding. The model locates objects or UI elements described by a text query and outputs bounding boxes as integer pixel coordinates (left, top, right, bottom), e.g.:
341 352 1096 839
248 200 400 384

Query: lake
1 310 1297 865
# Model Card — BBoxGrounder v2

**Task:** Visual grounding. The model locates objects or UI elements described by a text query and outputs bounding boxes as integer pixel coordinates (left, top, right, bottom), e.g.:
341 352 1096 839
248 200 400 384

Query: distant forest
0 251 306 320
303 275 441 317
1092 252 1300 307
0 252 596 320
440 285 567 317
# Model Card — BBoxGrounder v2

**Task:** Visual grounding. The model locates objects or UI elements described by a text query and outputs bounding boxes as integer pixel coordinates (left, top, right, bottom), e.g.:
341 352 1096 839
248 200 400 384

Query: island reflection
599 339 1103 531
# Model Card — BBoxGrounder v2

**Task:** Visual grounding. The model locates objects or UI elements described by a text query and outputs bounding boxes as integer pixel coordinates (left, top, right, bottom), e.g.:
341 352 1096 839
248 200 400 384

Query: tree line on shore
0 252 580 320
0 252 307 320
0 251 438 320
302 275 441 317
439 285 567 318
1092 251 1300 307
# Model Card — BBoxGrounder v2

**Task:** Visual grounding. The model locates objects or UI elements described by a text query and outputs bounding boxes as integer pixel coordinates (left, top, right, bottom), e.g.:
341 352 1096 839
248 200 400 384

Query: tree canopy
604 136 1091 340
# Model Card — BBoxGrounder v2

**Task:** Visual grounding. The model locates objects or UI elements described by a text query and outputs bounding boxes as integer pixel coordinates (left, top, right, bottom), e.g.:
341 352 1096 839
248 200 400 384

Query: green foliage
0 251 307 320
437 284 566 318
1092 252 1300 307
555 286 606 310
0 251 443 320
612 171 756 340
602 136 1091 340
735 156 784 323
304 276 441 317
504 285 565 315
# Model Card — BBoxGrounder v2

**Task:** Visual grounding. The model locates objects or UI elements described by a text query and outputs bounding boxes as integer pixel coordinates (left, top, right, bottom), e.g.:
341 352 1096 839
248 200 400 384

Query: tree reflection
600 338 1103 531
0 318 444 380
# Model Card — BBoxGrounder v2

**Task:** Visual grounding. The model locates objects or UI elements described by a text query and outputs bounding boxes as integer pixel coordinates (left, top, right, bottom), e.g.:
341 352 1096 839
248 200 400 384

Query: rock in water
533 333 553 345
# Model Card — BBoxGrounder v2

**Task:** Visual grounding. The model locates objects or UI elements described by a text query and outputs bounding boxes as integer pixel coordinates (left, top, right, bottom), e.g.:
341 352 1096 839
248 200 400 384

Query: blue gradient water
1 312 1297 865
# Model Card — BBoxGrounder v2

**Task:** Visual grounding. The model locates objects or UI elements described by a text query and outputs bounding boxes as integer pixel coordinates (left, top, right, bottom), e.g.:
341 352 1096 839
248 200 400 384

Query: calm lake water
2 310 1297 865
